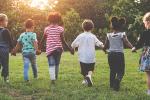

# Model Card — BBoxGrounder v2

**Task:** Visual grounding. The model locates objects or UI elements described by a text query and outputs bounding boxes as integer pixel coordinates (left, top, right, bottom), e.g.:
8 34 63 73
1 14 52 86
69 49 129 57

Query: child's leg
23 56 30 81
80 62 87 78
48 55 56 81
80 62 88 84
108 53 116 88
85 63 95 87
116 53 125 81
54 52 62 79
110 69 116 88
0 48 9 79
114 53 125 91
30 54 38 78
87 63 95 77
146 71 150 90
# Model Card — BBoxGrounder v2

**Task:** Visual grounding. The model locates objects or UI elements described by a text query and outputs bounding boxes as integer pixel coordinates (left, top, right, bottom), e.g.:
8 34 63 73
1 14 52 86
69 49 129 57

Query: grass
0 49 149 100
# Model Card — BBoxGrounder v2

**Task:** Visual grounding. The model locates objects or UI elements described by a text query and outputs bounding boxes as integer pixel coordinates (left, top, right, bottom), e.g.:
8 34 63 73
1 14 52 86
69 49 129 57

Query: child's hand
70 48 75 55
36 50 42 55
132 47 137 53
11 49 16 56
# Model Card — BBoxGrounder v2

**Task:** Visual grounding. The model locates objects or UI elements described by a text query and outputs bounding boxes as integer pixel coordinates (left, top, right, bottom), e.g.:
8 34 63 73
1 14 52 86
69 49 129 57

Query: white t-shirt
107 32 126 53
71 32 103 63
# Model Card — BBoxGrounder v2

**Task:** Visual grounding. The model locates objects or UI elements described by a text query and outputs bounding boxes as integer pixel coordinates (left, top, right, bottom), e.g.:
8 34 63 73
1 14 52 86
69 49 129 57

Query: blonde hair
143 12 150 22
0 13 8 22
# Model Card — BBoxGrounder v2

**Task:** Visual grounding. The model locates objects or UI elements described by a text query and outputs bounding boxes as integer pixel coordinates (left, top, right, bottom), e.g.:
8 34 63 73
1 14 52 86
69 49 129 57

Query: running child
103 17 134 91
12 19 41 81
71 19 104 87
132 12 150 95
40 12 74 84
0 13 13 82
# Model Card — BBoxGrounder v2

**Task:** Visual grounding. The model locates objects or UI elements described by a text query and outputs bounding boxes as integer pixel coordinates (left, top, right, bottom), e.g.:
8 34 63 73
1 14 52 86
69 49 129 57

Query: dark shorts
80 62 95 77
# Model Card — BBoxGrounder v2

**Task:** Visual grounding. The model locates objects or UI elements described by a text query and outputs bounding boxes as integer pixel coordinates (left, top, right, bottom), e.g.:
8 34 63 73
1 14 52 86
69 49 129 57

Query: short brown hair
0 13 8 22
48 12 62 24
82 19 94 31
25 19 34 28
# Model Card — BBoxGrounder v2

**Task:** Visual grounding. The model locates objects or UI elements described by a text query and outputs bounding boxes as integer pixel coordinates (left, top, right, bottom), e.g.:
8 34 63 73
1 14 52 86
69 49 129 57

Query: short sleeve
17 34 22 43
44 28 47 37
59 26 64 33
32 33 37 41
71 35 81 48
107 33 109 39
94 36 103 47
121 32 126 38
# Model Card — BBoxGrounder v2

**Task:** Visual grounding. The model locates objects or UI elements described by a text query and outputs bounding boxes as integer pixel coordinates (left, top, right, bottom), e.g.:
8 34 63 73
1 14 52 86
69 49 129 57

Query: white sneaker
85 75 93 87
82 79 88 85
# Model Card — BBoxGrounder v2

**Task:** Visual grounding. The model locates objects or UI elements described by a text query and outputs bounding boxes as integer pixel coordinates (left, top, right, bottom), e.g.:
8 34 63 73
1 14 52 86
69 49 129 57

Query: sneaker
113 79 120 91
82 79 88 85
85 76 93 87
4 77 9 83
25 80 30 82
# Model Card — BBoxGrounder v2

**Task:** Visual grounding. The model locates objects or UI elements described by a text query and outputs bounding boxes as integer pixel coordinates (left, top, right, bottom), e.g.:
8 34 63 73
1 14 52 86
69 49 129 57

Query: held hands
70 48 75 55
11 49 16 56
131 47 137 53
36 49 42 55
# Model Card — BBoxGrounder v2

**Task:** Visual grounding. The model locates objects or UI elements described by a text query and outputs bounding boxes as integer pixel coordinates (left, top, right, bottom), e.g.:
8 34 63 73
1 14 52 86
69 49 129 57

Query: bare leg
146 71 150 90
87 71 93 77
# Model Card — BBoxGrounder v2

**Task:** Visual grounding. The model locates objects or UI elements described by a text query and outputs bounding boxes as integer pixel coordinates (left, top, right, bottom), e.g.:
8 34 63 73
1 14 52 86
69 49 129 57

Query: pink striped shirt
44 25 64 56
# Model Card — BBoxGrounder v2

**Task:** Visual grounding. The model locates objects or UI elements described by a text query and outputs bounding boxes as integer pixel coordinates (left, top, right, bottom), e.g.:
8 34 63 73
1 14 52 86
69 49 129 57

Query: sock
49 66 56 80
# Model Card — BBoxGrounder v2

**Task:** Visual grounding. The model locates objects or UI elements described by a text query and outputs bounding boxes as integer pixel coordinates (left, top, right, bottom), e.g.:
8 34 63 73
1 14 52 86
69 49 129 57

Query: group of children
0 11 150 94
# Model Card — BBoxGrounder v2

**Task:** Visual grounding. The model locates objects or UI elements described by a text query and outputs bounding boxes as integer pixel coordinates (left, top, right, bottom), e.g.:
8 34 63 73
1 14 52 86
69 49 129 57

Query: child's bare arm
11 42 21 56
123 35 133 49
103 37 109 53
61 33 74 55
33 41 41 55
39 34 46 49
33 41 38 51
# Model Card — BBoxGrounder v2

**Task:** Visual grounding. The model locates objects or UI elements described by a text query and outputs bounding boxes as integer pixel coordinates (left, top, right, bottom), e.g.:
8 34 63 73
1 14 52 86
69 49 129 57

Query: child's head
82 19 94 32
0 13 8 27
48 12 62 25
143 12 150 29
110 16 126 31
25 19 34 30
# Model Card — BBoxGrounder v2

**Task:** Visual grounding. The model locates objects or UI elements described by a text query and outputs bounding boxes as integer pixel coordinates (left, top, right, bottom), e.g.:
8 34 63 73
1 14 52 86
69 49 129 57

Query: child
132 12 150 95
71 19 104 87
40 12 74 84
0 13 13 82
12 19 41 81
103 17 133 91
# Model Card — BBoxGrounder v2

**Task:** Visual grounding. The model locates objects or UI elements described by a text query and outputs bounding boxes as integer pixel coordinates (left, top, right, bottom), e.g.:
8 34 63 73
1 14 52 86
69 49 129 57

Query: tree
63 9 82 43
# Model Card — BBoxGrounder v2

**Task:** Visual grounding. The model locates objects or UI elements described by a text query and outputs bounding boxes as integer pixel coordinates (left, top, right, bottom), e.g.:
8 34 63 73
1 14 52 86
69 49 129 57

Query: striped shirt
44 25 64 56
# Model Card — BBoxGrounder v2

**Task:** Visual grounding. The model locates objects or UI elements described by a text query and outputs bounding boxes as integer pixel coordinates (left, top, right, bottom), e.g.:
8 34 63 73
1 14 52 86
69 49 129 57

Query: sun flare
30 0 58 10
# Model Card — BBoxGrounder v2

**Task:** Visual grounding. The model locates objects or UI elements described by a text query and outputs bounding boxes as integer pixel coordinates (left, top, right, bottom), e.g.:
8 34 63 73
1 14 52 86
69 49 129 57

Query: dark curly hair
110 16 126 31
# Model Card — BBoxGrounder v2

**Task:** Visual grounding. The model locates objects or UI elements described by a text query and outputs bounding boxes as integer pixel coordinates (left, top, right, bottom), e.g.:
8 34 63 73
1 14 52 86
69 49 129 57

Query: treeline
0 0 150 47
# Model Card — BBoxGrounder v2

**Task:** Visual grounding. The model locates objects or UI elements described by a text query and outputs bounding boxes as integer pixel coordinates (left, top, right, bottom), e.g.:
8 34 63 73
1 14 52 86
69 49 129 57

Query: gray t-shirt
107 32 126 53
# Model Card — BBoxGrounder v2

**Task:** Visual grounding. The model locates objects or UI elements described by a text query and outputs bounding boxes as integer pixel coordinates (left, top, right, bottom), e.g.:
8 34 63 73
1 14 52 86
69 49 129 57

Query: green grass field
0 49 149 100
